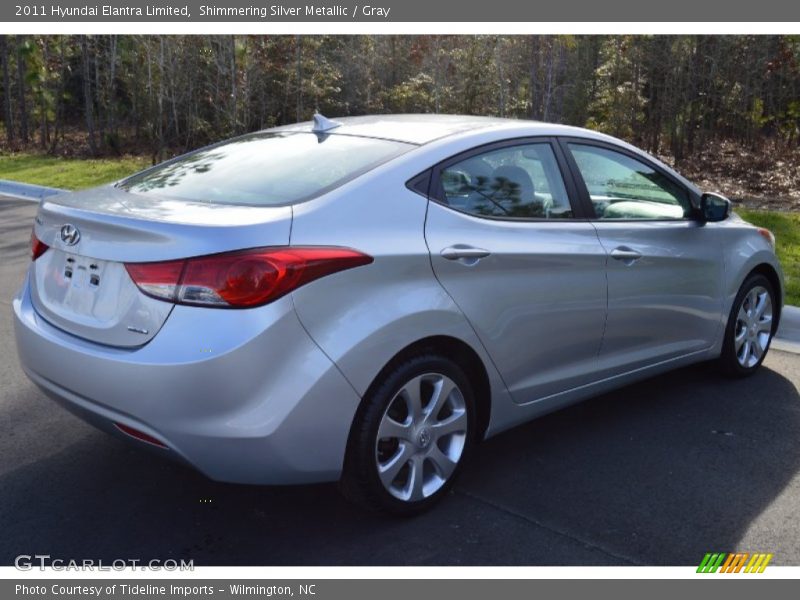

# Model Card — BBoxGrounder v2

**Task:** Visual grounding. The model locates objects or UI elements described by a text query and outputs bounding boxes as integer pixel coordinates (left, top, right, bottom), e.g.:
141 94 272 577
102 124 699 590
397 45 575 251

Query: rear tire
719 273 776 377
340 353 475 516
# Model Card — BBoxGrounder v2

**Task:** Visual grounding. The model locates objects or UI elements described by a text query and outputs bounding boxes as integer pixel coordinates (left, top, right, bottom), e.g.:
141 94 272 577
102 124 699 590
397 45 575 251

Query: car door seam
589 220 611 358
421 196 514 398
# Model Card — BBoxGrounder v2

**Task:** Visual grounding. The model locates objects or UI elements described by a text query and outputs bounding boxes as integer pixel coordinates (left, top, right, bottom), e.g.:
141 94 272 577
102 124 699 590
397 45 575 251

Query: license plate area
38 249 120 321
30 248 174 347
62 253 106 291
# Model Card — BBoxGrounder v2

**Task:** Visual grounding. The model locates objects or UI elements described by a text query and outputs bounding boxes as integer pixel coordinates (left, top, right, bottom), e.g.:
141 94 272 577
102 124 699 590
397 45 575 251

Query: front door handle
440 245 491 262
610 247 642 263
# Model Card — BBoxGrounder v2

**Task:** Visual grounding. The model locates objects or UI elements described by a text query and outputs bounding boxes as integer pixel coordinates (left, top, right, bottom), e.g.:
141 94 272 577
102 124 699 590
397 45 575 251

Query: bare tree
16 36 28 142
81 36 97 155
1 36 14 145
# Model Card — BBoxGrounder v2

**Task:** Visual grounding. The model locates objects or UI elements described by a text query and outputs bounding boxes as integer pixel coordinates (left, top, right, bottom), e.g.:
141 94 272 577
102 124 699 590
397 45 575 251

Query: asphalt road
2 197 800 566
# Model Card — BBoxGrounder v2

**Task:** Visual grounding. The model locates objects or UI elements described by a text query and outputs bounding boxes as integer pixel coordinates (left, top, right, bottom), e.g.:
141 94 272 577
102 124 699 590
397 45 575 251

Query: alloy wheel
734 285 773 368
375 373 468 502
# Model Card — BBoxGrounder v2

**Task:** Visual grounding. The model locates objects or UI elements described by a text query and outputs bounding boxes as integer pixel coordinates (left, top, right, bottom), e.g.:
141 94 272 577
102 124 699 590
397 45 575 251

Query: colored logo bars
697 552 774 573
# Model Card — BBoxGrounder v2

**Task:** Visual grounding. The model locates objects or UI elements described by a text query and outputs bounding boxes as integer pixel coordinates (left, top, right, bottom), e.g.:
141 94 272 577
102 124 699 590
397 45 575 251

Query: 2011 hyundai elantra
13 114 784 514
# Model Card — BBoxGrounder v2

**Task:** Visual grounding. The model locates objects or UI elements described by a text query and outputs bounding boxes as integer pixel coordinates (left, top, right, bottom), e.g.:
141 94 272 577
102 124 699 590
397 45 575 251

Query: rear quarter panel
288 160 515 436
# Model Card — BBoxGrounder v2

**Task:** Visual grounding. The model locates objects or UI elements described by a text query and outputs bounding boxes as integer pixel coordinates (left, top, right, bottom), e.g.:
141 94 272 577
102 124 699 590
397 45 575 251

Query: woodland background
1 34 800 208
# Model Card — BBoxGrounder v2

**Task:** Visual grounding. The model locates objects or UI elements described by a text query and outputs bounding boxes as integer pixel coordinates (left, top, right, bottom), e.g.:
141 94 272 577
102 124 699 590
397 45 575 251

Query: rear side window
439 143 573 219
119 132 414 206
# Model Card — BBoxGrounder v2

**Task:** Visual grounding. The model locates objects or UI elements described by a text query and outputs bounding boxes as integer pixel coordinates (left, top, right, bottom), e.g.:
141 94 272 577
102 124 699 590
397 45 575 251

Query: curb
775 305 800 353
0 179 66 202
773 339 800 354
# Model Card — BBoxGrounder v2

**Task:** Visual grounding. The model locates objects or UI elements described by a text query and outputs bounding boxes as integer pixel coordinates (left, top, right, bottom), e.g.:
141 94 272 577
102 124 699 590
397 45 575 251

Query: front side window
439 143 573 219
120 132 414 206
567 143 691 220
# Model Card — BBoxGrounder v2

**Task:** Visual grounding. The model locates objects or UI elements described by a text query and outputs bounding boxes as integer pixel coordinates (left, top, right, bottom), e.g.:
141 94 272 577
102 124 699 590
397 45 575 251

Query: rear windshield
118 132 414 206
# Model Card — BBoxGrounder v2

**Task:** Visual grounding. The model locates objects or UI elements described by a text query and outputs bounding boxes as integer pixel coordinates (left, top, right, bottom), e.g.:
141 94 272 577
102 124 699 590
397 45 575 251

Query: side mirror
699 192 731 223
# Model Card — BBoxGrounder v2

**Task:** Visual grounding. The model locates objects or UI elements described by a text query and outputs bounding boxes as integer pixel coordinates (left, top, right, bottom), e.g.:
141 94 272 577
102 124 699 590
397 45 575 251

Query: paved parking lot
1 197 799 566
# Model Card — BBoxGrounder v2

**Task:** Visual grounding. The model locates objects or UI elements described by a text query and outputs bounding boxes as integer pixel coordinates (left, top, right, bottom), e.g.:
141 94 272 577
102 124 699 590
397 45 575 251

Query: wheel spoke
746 289 758 316
428 445 457 480
378 442 412 488
755 293 771 319
751 338 763 361
378 416 412 442
425 376 456 423
734 327 747 350
740 340 751 363
432 409 468 439
757 315 773 334
401 377 424 423
407 455 426 502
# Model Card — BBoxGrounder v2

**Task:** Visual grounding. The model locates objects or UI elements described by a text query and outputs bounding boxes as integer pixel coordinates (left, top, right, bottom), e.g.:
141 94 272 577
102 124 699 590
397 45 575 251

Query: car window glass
120 132 413 206
567 143 691 220
440 143 573 219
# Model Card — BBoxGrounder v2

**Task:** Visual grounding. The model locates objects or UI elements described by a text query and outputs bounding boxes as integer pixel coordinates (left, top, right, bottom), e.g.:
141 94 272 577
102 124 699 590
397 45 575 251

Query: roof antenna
312 112 342 133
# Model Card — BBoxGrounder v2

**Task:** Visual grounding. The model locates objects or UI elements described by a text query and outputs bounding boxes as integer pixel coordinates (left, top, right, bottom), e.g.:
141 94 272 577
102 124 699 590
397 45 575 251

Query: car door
424 138 608 405
561 139 725 374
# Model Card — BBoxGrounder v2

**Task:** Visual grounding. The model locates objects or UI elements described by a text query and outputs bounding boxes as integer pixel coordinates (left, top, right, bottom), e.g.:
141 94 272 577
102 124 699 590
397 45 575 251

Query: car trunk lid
30 186 293 347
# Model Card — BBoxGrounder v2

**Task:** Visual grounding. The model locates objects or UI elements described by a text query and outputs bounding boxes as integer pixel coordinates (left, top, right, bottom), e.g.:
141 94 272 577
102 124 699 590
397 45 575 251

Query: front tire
719 273 777 377
340 353 475 516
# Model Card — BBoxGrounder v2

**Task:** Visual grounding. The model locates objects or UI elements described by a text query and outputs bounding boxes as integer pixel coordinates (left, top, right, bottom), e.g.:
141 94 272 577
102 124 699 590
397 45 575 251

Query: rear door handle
440 245 491 261
610 247 642 263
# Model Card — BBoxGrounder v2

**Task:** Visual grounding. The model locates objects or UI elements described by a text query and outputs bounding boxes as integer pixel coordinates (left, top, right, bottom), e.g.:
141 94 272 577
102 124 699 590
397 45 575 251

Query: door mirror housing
699 192 731 223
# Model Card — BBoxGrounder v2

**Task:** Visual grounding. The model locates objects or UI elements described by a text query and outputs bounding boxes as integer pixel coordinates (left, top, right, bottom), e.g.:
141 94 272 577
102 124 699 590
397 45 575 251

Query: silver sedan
13 114 784 514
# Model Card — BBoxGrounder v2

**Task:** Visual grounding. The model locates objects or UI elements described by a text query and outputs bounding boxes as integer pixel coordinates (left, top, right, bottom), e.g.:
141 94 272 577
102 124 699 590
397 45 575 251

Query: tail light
125 247 373 308
30 230 49 261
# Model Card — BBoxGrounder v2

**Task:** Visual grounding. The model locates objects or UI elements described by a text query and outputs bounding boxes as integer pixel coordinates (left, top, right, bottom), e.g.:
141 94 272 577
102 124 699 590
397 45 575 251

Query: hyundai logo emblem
60 224 81 246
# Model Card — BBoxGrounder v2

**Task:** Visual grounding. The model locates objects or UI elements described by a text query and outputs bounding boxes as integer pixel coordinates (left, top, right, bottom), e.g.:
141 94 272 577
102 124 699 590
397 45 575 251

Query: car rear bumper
12 270 362 485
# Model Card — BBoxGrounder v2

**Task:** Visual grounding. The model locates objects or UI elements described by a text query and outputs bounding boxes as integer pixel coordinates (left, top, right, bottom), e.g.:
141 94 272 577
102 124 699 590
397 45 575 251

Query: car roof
272 114 583 145
269 114 700 195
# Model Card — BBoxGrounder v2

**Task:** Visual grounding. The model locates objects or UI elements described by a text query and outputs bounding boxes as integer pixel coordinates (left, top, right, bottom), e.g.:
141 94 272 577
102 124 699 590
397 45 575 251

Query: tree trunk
95 37 105 148
529 36 541 119
542 38 555 121
230 35 237 133
295 35 303 122
156 37 165 162
107 35 118 145
49 36 67 154
0 36 14 145
81 37 98 156
38 38 50 149
16 36 28 142
495 38 505 117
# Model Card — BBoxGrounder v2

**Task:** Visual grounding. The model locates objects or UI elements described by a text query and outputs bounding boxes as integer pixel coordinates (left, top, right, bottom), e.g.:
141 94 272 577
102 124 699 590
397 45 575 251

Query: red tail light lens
125 247 373 308
30 230 49 261
124 260 185 302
